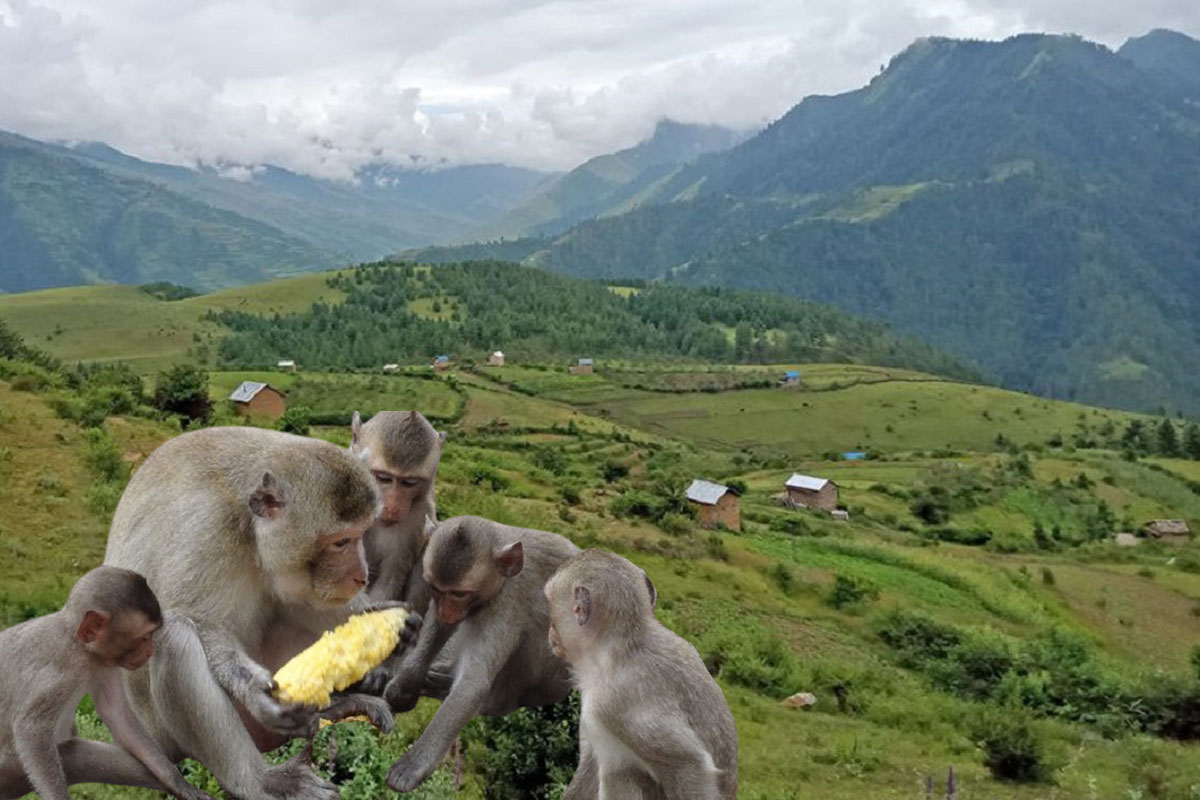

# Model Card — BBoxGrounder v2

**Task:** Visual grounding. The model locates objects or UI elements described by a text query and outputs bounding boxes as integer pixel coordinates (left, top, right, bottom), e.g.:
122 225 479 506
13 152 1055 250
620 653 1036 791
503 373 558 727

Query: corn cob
273 608 408 708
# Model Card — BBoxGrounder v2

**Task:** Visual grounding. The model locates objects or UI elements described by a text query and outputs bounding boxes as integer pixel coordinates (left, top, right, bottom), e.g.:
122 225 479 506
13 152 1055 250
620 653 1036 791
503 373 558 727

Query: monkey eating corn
274 607 411 708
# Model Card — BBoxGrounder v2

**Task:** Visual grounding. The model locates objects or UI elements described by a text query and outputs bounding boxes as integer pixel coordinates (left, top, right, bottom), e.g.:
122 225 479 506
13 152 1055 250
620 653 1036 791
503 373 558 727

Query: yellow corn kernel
317 715 370 729
273 608 408 708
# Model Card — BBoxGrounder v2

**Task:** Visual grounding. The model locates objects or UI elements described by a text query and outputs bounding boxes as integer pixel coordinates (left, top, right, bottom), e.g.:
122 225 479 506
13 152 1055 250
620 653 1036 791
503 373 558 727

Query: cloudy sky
1 0 1197 178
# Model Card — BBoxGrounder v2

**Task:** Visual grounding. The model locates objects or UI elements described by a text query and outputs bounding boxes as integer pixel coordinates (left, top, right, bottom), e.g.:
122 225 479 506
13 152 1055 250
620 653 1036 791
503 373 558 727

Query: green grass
0 272 344 372
582 378 1143 457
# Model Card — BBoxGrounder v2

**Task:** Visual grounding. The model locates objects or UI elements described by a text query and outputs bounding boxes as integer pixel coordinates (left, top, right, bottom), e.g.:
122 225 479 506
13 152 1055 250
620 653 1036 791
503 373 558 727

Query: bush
826 574 880 610
657 512 693 536
153 364 212 426
601 460 629 482
700 622 800 696
610 490 663 520
278 405 312 436
83 428 128 483
972 708 1054 783
463 693 580 800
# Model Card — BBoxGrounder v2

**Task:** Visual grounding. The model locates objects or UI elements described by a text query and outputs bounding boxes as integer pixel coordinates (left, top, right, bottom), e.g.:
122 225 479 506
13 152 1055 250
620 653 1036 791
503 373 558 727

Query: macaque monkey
0 566 211 800
545 549 738 800
383 516 578 792
105 426 416 800
349 410 445 607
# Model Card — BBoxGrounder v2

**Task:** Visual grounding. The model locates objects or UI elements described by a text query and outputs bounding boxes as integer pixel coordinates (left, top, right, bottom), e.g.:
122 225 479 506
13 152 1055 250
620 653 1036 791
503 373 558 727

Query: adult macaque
383 516 578 793
105 426 416 800
545 549 738 800
349 410 445 606
0 566 211 800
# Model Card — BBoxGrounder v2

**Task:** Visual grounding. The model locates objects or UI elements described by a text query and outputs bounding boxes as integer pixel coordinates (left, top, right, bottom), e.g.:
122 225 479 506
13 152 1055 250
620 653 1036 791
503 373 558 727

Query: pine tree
1157 418 1180 457
1184 422 1200 461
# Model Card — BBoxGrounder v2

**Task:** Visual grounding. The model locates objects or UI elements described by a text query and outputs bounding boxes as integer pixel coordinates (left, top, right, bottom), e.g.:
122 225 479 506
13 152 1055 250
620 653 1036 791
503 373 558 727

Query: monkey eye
332 537 352 549
400 478 423 489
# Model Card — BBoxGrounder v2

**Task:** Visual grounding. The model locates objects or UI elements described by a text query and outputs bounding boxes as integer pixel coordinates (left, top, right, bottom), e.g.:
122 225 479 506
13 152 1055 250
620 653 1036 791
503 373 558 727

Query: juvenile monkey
383 516 578 793
105 426 415 800
349 410 445 607
545 549 738 800
0 566 211 800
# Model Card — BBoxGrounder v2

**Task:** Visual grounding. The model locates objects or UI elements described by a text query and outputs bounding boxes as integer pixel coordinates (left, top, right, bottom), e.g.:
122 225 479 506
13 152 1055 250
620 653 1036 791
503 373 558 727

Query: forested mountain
0 132 549 292
214 260 974 378
417 31 1200 415
476 120 745 239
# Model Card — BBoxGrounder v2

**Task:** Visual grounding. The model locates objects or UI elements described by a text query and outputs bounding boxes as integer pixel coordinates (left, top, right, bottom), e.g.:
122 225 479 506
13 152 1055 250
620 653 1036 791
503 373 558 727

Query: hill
417 31 1200 416
6 306 1200 797
0 132 549 292
475 120 745 239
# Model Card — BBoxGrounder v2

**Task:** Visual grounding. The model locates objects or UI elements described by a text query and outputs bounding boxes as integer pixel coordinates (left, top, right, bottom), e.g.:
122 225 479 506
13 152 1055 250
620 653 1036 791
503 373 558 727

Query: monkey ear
643 572 658 609
572 586 591 626
76 609 110 644
249 472 286 519
351 411 363 449
495 541 524 578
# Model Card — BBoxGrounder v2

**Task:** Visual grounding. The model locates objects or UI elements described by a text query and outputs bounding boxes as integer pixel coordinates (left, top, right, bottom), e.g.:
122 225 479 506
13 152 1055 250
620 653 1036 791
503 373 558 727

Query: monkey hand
243 670 318 737
356 665 392 696
318 693 394 734
362 602 423 651
382 671 421 713
386 748 440 793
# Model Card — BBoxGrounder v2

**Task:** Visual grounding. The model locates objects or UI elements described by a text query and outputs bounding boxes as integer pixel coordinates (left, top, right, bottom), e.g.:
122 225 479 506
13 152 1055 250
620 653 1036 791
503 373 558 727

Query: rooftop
686 479 731 505
229 381 272 403
786 473 831 492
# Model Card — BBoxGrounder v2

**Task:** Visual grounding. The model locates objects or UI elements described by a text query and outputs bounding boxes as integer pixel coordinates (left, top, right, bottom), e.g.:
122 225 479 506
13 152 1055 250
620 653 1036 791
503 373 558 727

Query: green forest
212 261 975 377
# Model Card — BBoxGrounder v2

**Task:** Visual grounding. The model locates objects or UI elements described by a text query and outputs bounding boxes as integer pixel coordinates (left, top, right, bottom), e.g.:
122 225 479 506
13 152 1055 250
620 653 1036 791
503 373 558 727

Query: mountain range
413 29 1200 415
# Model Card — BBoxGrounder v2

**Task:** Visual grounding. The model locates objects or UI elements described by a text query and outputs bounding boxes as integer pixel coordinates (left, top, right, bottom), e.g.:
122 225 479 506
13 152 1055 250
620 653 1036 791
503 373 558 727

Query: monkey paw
247 678 318 737
386 752 437 793
383 677 420 713
262 750 339 800
357 665 392 696
319 693 394 734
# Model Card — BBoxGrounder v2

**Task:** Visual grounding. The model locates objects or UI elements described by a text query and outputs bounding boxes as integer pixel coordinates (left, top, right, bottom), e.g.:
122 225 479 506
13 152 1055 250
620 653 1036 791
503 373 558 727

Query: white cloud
0 0 1196 176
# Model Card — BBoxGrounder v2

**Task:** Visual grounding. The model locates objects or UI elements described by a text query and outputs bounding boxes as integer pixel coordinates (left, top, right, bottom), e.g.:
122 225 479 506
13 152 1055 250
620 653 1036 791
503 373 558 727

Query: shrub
153 364 212 427
610 490 663 520
601 460 629 482
657 512 693 536
1041 568 1055 586
972 708 1054 783
704 533 729 561
464 693 580 800
826 575 880 610
83 428 128 483
700 622 800 696
278 406 312 436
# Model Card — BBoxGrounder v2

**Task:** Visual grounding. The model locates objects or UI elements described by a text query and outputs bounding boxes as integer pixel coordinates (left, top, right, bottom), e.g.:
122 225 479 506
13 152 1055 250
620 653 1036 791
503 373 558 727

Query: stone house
1143 519 1190 543
784 473 839 512
276 359 296 372
569 357 595 375
230 381 286 420
382 363 400 373
686 479 741 532
432 355 452 372
487 350 506 367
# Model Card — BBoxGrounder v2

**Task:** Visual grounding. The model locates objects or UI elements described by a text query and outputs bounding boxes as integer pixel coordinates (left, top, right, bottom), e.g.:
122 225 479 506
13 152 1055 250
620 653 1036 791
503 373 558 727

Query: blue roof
842 451 866 460
783 370 800 379
434 355 450 362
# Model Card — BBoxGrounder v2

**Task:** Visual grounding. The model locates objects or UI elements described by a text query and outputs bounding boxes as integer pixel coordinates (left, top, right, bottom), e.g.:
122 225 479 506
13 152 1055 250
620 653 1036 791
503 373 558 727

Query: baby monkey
0 566 210 800
545 550 738 800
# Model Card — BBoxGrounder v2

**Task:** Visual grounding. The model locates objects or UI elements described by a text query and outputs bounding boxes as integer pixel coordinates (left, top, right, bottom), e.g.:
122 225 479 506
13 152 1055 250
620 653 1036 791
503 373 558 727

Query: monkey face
88 611 160 670
427 584 481 626
371 471 427 525
308 526 370 606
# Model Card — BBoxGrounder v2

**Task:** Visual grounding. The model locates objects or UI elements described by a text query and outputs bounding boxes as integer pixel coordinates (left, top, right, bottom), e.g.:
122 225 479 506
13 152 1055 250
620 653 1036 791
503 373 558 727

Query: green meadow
4 273 1200 799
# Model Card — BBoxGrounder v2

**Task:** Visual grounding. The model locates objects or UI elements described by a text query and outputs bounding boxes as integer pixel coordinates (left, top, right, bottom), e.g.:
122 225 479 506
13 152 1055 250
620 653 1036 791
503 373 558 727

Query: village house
685 479 741 532
1142 519 1191 543
487 350 506 367
569 357 595 375
784 473 839 512
780 370 801 387
229 381 286 420
382 363 400 373
276 359 296 372
431 355 452 372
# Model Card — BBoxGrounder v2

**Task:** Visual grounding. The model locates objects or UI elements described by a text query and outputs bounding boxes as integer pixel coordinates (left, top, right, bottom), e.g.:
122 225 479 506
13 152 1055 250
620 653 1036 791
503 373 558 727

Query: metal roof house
780 369 801 386
569 357 595 375
229 381 286 419
432 355 452 372
685 479 741 531
783 473 839 512
277 359 296 371
487 350 506 366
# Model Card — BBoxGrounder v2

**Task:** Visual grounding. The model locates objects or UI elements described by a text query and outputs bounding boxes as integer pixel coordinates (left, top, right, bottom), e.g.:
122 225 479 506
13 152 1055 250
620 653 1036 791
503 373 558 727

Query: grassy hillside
5 290 1200 797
